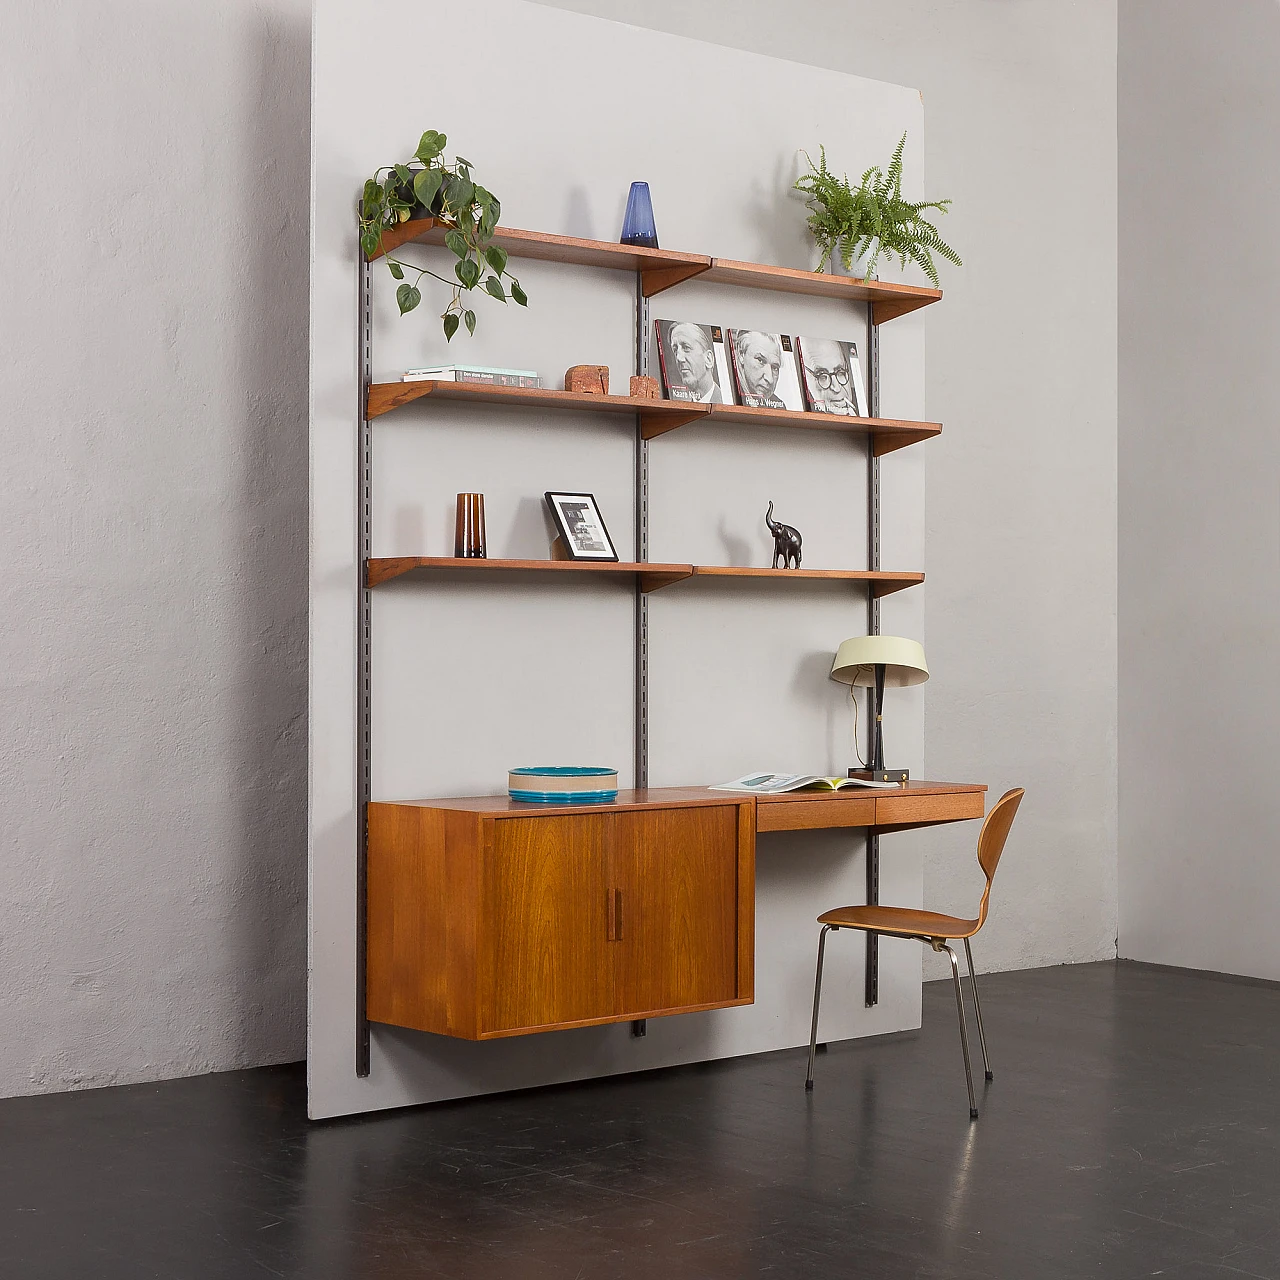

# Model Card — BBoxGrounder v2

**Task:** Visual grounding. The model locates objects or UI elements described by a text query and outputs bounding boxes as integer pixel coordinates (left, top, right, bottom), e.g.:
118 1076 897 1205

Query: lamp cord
849 684 867 769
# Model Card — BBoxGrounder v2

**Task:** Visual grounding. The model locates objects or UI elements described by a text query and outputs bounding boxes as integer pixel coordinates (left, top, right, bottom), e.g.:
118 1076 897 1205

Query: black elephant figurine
765 501 803 569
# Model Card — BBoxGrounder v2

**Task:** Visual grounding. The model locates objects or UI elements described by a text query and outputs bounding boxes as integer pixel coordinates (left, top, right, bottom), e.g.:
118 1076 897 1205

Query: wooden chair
805 788 1024 1119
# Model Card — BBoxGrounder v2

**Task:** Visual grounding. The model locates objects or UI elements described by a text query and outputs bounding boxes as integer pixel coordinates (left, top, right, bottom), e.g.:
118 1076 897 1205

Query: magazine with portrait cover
727 329 805 411
655 320 735 404
795 337 869 416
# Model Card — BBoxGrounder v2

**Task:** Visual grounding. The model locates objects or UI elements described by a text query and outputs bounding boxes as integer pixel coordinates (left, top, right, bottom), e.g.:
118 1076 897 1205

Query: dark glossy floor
4 961 1280 1279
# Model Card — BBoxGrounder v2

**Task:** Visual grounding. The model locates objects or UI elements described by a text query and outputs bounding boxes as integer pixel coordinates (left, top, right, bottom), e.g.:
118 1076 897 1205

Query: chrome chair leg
942 943 979 1120
805 925 834 1091
963 937 992 1081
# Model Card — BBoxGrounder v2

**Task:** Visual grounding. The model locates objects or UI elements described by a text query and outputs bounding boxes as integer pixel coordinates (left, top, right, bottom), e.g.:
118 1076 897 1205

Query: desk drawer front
757 796 876 832
873 792 984 827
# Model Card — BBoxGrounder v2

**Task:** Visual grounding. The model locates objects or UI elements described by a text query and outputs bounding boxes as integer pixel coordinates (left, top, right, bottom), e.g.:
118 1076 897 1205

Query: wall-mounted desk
366 782 985 1042
755 781 987 832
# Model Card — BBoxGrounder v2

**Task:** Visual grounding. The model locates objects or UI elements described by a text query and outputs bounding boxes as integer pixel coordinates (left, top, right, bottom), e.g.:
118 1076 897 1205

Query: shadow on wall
230 6 312 1067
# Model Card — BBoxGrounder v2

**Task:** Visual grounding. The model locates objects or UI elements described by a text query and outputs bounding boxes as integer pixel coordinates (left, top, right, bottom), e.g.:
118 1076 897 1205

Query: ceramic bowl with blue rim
508 767 619 804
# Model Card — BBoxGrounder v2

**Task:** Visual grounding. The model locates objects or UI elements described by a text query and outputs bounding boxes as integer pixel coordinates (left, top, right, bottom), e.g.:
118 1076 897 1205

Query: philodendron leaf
413 167 442 210
455 257 480 290
444 228 469 260
388 261 404 280
479 194 501 239
484 245 508 276
360 230 380 258
396 283 421 314
443 312 460 341
393 163 412 185
415 130 445 161
510 279 528 307
464 309 476 335
484 276 506 302
444 172 474 212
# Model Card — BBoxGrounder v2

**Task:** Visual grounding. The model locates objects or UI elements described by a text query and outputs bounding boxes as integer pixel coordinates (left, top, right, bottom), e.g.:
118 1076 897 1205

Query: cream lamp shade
830 635 929 688
831 635 928 782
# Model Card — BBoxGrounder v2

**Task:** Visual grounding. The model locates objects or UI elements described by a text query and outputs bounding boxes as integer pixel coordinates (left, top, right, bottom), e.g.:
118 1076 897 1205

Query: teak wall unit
356 219 942 1074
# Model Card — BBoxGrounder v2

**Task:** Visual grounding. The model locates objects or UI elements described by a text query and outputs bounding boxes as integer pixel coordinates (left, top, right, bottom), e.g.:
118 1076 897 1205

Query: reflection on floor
3 960 1279 1279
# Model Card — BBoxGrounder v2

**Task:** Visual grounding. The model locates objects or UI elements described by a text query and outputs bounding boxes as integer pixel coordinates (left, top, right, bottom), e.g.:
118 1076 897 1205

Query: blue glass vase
620 182 659 249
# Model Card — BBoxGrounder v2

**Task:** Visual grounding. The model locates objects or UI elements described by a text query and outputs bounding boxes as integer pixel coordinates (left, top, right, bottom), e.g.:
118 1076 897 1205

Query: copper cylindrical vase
454 493 486 558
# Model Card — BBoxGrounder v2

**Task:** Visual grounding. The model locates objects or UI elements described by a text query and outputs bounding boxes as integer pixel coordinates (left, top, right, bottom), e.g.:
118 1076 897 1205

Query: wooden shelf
366 378 705 435
366 219 941 317
367 379 940 456
365 557 694 592
370 220 711 297
692 403 941 455
700 259 940 325
691 566 924 597
366 558 922 598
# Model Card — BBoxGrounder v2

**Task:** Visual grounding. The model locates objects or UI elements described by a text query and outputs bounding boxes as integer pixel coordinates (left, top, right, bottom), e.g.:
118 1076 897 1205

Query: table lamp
830 635 929 783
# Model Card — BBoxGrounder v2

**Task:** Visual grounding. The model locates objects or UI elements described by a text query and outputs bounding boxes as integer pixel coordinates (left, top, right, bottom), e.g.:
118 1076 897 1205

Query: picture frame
544 491 619 561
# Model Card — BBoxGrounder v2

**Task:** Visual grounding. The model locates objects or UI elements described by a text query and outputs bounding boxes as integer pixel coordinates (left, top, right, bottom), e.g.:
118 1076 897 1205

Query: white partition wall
310 0 929 1119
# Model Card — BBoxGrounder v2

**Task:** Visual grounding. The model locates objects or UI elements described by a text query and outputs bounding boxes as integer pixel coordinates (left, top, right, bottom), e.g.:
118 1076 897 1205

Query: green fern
793 135 960 288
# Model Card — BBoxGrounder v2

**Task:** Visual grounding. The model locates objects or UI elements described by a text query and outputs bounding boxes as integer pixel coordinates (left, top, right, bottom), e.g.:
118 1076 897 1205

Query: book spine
727 329 748 405
453 370 543 388
795 344 817 413
655 320 676 398
401 370 543 387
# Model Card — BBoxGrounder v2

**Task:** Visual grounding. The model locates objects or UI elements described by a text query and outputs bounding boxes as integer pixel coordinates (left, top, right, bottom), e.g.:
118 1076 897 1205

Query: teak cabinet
367 795 755 1039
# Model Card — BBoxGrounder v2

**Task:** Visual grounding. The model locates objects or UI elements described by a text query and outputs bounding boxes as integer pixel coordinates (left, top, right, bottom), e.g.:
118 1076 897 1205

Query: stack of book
401 364 542 388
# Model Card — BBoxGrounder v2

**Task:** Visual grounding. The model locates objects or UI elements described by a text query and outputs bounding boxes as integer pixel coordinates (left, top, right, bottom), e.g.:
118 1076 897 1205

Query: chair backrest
974 788 1024 930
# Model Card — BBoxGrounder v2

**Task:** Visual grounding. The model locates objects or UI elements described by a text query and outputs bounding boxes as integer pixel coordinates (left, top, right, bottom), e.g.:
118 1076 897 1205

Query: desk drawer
873 792 984 827
756 796 876 832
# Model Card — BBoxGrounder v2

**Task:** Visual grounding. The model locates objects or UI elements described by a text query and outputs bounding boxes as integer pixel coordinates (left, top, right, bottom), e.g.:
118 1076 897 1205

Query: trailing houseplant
793 134 960 287
358 130 527 341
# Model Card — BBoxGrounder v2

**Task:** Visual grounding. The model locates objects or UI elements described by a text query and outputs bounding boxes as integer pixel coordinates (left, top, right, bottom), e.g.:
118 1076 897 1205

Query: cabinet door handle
614 889 623 940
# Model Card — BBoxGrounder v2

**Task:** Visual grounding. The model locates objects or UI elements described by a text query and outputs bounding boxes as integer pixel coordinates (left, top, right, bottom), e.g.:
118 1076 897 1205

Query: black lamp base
849 767 910 785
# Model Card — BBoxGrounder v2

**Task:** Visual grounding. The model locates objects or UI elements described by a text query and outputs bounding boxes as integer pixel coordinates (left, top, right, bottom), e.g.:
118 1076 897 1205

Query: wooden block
630 375 661 400
565 364 609 394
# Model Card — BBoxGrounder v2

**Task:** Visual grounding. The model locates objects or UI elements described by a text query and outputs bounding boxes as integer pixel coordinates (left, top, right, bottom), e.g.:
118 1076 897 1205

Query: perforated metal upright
633 275 650 791
865 309 882 1008
356 257 374 1077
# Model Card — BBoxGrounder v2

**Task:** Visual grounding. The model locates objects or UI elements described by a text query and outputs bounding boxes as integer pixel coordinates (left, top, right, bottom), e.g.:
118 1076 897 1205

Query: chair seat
817 904 980 940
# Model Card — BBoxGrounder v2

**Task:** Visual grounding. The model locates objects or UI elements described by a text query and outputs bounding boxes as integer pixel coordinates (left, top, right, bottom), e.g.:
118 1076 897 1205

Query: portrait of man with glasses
797 336 868 416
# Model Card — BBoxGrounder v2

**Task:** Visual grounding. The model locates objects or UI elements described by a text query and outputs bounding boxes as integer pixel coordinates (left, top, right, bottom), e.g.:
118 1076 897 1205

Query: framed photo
544 491 619 561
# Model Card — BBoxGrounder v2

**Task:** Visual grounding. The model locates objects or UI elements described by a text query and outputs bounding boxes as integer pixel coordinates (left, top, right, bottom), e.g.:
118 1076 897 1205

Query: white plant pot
826 238 877 280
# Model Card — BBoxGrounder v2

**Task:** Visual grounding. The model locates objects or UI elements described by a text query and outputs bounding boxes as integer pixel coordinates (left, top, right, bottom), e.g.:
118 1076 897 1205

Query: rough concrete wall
1118 0 1280 981
542 0 1121 979
0 0 311 1097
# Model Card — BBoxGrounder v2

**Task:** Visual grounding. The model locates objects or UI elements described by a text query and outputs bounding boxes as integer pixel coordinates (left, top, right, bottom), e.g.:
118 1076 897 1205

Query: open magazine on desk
709 772 899 794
